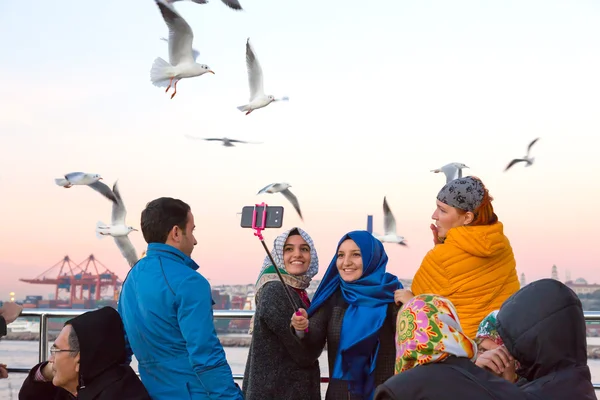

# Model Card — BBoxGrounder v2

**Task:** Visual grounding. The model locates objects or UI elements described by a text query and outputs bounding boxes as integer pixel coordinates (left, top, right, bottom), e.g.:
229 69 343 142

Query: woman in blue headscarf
291 230 402 400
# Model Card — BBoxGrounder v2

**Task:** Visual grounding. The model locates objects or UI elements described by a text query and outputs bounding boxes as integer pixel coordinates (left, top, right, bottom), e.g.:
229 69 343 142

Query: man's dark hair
67 325 80 357
141 197 191 244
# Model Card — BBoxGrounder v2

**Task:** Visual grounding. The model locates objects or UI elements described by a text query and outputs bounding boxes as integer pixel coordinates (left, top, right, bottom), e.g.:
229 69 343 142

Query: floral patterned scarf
395 294 477 374
475 310 503 346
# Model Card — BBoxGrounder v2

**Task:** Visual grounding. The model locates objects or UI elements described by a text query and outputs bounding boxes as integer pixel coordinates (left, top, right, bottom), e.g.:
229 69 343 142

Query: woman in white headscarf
243 227 321 400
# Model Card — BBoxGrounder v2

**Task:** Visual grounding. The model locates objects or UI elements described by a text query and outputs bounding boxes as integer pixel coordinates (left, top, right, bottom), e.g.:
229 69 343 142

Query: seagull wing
88 181 117 203
281 188 303 221
114 236 139 268
383 196 397 235
527 137 540 157
221 0 242 10
504 159 526 172
161 37 199 61
257 183 274 195
245 38 265 101
155 0 195 66
442 165 459 183
64 172 85 181
111 181 127 225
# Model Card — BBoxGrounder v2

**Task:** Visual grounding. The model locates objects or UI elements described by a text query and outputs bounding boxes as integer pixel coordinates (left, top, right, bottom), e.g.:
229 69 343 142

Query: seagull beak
99 177 103 180
208 70 215 74
133 228 138 231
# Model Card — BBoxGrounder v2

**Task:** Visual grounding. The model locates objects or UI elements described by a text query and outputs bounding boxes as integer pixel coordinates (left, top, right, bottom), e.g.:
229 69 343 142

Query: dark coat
497 278 597 400
243 282 321 400
19 307 151 400
304 289 398 400
19 362 150 400
373 356 527 400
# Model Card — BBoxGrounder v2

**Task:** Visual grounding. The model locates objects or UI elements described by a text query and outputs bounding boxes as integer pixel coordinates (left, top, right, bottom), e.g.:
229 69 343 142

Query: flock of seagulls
50 0 544 268
151 0 288 117
55 176 139 266
369 137 542 245
52 137 542 267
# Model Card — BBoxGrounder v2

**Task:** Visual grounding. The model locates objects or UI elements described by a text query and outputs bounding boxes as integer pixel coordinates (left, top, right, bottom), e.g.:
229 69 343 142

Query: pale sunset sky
1 0 599 300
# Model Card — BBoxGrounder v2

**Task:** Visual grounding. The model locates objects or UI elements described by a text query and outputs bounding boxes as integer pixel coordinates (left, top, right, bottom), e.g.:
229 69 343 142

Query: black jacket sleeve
0 316 7 337
18 361 62 400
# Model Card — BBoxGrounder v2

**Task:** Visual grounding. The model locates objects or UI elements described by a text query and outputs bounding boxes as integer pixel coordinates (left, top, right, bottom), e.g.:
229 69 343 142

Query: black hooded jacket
497 278 597 400
19 306 151 400
373 356 527 400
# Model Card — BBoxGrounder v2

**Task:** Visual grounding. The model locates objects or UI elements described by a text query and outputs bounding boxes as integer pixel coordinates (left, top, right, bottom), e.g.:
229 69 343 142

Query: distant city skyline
1 264 594 303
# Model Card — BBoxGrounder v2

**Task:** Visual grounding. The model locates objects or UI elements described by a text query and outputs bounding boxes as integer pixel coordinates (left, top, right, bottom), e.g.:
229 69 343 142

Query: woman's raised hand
394 289 414 306
291 308 309 331
430 224 442 245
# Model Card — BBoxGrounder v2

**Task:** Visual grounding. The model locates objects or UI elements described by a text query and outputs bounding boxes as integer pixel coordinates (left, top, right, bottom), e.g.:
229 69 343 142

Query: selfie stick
252 202 309 338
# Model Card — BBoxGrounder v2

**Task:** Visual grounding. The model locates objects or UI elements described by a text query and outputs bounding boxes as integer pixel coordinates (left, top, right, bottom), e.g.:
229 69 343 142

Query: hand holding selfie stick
251 202 309 338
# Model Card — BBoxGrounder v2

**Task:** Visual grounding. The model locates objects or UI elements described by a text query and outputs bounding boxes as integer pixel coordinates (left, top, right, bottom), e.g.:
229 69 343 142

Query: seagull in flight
95 181 139 268
257 183 303 220
505 138 540 172
184 135 262 147
237 38 288 115
165 0 243 11
373 196 407 246
150 0 214 99
431 162 469 183
54 172 117 203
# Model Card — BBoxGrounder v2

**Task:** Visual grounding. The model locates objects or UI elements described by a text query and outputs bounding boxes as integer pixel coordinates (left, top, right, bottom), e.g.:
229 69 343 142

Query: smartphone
240 205 284 229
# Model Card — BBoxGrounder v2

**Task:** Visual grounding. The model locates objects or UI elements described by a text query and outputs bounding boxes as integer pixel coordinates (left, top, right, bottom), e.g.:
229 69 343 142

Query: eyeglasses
49 347 78 356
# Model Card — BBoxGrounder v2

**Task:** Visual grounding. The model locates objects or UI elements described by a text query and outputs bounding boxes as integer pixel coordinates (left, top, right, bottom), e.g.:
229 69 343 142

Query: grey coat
304 289 399 400
243 281 321 400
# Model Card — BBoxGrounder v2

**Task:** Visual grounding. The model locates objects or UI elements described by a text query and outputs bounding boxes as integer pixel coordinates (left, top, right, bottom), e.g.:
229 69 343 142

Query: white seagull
257 183 303 220
431 162 469 183
95 181 139 268
150 0 214 99
237 38 288 115
184 135 262 147
165 0 243 11
373 197 407 246
505 138 540 172
54 172 117 203
160 37 198 61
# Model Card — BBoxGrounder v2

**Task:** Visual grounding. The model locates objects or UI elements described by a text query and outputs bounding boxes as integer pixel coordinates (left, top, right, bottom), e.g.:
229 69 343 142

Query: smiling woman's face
283 234 311 275
336 239 363 282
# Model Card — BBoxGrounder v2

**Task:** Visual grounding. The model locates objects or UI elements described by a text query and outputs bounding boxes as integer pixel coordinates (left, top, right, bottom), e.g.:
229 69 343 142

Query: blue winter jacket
117 243 243 399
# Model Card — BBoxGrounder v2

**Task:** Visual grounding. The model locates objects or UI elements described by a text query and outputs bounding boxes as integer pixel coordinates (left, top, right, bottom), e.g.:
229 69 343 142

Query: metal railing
5 309 600 388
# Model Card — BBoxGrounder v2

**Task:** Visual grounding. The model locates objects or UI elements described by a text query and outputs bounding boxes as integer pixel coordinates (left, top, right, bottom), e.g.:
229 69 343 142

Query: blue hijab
308 230 402 399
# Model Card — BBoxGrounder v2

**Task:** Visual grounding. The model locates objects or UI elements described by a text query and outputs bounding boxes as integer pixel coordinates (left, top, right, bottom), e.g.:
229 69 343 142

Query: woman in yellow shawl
395 176 519 338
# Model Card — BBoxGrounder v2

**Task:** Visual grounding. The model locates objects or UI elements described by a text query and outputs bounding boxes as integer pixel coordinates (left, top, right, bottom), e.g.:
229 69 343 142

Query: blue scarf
307 230 402 400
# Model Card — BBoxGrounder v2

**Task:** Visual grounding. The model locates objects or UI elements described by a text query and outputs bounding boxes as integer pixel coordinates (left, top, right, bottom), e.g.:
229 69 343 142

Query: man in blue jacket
118 197 243 399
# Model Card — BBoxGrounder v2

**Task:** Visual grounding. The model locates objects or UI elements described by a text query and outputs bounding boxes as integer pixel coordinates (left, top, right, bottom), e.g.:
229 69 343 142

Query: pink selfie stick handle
295 310 309 338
